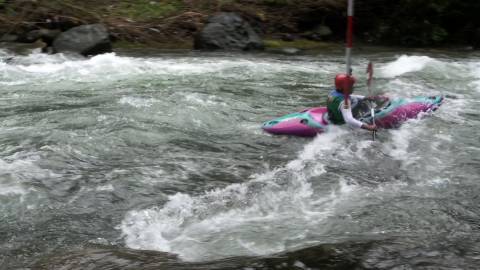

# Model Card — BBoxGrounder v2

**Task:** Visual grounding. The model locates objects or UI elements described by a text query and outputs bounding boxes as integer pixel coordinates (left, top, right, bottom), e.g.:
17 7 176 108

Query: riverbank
0 0 343 46
1 0 479 51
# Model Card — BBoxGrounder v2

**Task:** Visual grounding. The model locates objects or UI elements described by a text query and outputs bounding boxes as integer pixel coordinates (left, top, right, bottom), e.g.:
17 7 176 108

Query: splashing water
1 48 480 269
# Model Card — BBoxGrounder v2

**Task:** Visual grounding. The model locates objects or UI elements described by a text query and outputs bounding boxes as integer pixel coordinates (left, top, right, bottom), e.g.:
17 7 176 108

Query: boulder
281 33 297 42
302 25 333 41
53 24 111 56
19 29 61 45
0 34 18 42
194 12 264 51
314 25 333 37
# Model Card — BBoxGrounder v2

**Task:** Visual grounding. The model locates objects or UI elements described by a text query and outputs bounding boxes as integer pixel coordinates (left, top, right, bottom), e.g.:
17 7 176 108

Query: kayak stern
262 107 328 137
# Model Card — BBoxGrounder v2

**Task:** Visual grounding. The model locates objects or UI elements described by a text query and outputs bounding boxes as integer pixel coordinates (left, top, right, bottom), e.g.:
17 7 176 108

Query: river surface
1 46 479 269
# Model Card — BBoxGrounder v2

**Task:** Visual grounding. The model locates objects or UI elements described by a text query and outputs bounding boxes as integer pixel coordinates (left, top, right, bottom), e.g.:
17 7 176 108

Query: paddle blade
366 61 373 88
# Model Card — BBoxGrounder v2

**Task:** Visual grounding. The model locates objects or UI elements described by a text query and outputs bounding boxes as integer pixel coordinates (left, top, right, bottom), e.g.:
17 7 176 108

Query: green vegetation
113 0 184 20
357 0 480 46
0 0 479 48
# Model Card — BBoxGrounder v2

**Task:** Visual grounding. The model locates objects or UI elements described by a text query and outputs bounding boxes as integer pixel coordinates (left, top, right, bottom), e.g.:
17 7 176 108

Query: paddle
345 0 376 140
366 61 376 140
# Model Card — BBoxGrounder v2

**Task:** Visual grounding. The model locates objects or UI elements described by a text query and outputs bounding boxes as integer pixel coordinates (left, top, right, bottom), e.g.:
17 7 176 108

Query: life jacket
327 90 347 124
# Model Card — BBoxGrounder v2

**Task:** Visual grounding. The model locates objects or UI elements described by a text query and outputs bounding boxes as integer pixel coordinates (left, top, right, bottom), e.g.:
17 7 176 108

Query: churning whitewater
1 48 480 269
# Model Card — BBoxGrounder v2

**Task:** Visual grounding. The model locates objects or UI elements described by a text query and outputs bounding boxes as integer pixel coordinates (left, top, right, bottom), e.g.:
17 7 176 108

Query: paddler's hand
361 124 377 131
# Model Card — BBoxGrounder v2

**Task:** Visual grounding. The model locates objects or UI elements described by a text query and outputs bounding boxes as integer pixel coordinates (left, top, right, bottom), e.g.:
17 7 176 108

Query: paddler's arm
361 123 377 131
340 101 377 131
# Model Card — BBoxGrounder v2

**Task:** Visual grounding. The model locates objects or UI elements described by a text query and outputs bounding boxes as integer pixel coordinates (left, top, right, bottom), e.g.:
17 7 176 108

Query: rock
53 24 111 56
0 39 47 54
42 46 54 54
314 25 333 37
281 33 296 42
0 34 18 42
302 25 333 41
19 29 61 45
280 47 301 54
45 15 80 31
194 12 264 51
268 47 302 55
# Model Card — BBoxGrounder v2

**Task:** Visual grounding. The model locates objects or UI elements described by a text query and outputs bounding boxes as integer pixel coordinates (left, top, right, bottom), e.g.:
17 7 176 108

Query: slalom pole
344 0 354 106
346 0 376 140
345 0 354 76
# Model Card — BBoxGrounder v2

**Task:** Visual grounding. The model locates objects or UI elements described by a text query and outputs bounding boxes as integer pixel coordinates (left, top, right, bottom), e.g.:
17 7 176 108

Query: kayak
262 95 443 137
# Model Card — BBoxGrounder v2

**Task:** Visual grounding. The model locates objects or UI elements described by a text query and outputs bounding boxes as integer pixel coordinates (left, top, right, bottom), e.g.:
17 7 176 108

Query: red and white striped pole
342 0 354 104
345 0 354 76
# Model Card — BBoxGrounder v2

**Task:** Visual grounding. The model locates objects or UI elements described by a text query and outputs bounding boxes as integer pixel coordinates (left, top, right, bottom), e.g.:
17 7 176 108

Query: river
1 46 479 269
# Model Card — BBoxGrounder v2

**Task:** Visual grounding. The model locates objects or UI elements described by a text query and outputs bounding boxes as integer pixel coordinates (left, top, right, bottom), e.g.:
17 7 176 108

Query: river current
1 47 479 269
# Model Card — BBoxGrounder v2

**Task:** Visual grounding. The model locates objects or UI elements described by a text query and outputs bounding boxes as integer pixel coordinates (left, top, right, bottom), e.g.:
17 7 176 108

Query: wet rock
0 34 18 42
18 29 61 45
53 24 111 56
41 46 54 54
45 15 81 31
280 47 301 54
194 12 264 51
314 25 333 37
268 47 302 55
302 25 333 41
0 39 47 53
281 33 297 42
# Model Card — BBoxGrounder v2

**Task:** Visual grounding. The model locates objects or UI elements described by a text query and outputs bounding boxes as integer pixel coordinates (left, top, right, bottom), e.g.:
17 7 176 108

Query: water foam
0 156 51 199
468 61 480 94
0 182 27 196
1 51 328 87
383 121 422 164
379 55 437 78
184 93 228 107
0 155 57 182
120 128 359 261
118 96 158 108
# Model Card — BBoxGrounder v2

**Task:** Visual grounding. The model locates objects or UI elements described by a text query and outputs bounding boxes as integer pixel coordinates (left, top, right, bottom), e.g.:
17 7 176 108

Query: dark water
1 47 480 270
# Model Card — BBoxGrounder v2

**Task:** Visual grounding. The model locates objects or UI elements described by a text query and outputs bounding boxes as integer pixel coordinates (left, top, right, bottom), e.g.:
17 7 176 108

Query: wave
119 128 361 261
0 51 330 86
378 55 437 78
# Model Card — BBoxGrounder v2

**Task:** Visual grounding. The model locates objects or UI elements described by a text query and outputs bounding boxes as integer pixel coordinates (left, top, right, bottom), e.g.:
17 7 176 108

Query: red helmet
335 74 356 92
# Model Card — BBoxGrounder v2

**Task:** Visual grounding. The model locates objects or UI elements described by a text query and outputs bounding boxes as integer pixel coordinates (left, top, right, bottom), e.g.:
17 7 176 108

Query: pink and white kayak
262 96 443 137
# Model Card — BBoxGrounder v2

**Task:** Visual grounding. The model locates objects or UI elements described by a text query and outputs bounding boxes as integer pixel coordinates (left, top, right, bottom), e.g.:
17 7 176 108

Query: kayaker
327 74 377 131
